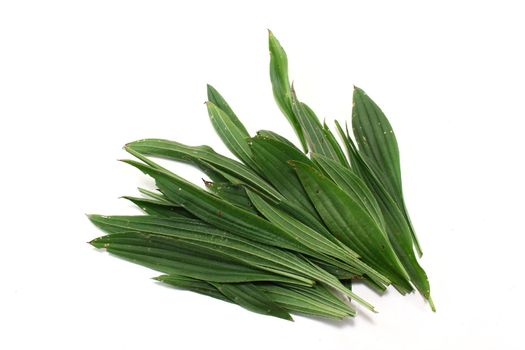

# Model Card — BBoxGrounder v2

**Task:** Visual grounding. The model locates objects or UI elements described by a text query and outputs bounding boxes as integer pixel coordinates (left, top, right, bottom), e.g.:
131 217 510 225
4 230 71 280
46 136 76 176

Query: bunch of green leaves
89 30 433 321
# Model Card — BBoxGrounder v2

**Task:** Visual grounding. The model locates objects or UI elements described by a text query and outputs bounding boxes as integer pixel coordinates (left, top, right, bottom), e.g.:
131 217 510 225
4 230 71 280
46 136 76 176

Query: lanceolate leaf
335 122 432 302
126 139 283 200
206 101 258 171
207 84 249 136
247 190 390 287
203 181 257 213
121 159 305 253
259 283 355 319
256 130 302 153
157 275 354 319
311 153 385 230
122 159 375 290
90 233 309 285
322 122 350 168
138 187 171 204
90 215 374 311
352 86 422 256
352 86 401 200
154 274 232 302
211 282 293 321
268 30 307 152
291 95 344 165
248 135 319 218
291 160 412 292
122 196 195 218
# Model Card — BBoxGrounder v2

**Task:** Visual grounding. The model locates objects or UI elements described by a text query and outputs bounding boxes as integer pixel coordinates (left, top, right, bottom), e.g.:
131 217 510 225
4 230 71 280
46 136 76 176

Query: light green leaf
268 30 307 152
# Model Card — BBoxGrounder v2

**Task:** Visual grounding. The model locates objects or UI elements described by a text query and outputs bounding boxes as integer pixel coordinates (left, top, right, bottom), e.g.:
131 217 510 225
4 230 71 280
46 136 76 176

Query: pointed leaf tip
89 237 107 249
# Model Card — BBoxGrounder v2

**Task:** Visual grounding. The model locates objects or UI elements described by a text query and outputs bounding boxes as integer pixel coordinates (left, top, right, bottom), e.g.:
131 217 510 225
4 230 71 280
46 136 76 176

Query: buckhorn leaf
268 30 307 152
207 84 249 136
247 189 390 287
90 233 309 285
90 215 374 311
311 153 385 230
155 274 231 302
335 122 432 302
291 160 412 291
211 282 293 321
352 86 422 256
248 134 319 218
206 101 259 170
122 196 196 218
126 139 283 200
291 93 344 166
203 181 257 213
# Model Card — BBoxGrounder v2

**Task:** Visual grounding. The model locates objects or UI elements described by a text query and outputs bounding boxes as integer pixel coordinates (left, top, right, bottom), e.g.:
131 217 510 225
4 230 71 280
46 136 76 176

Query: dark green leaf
203 181 258 214
352 86 422 256
311 153 385 230
207 101 258 170
291 160 411 291
249 134 319 218
126 139 283 200
207 84 249 136
211 282 293 321
90 233 307 285
155 274 231 302
122 196 195 218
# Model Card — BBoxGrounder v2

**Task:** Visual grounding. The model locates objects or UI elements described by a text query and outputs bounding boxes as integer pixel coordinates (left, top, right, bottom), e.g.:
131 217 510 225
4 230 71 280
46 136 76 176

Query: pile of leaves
89 31 433 321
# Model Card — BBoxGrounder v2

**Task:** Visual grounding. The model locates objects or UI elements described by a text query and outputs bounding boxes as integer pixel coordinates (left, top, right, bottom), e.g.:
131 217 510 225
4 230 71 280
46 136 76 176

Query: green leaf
207 84 249 136
88 213 348 294
137 187 171 204
121 159 308 253
124 159 359 276
352 87 401 201
311 153 385 230
203 181 257 214
322 123 350 168
90 233 308 285
155 274 231 302
335 123 432 302
206 101 258 170
352 86 422 256
249 134 319 218
122 196 195 218
256 130 301 152
247 190 390 287
126 139 283 201
211 282 293 321
290 94 345 166
91 218 374 310
374 190 432 301
291 160 412 292
268 30 307 152
260 283 355 319
158 275 352 319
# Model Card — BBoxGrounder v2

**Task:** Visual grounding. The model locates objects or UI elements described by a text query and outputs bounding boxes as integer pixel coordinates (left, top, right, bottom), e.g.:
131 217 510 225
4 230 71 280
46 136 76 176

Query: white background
1 1 524 349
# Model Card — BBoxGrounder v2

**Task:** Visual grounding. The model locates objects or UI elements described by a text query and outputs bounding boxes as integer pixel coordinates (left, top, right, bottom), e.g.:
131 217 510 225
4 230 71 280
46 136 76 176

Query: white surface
1 1 524 349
